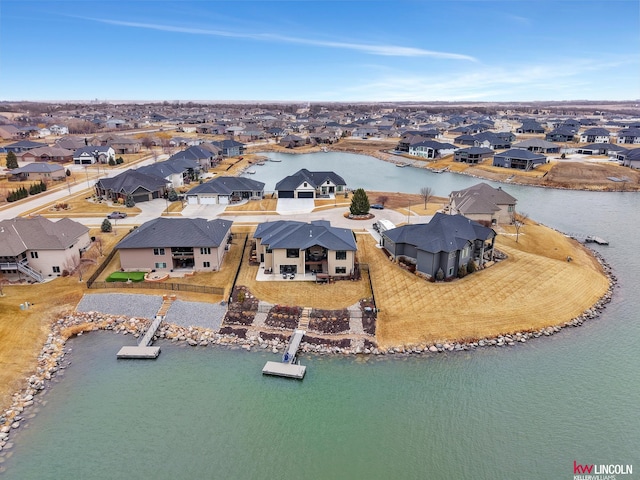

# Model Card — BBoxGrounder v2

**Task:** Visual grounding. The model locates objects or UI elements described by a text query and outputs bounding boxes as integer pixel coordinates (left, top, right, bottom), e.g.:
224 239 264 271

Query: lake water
3 152 639 479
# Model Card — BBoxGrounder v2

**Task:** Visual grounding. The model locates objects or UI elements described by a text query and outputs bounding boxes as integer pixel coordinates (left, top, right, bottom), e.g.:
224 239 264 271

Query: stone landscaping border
0 247 615 461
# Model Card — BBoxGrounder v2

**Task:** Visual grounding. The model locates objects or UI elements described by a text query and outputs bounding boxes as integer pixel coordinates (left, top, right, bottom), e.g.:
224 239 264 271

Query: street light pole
84 166 89 188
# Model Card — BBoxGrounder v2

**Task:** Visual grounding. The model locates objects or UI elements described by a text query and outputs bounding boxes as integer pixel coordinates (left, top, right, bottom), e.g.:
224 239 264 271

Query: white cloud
88 17 477 61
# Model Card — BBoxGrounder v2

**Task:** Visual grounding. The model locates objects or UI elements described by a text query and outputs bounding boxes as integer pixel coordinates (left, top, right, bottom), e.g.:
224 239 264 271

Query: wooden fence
88 280 225 295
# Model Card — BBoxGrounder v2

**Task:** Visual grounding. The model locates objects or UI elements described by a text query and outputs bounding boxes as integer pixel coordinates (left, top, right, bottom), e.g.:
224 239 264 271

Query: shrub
167 189 178 202
435 268 444 281
108 157 116 166
101 219 112 232
467 260 477 274
116 157 124 165
125 194 135 208
457 264 467 278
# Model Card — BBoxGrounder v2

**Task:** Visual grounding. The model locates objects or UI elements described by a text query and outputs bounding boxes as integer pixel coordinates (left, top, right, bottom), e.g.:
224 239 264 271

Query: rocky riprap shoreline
0 250 615 459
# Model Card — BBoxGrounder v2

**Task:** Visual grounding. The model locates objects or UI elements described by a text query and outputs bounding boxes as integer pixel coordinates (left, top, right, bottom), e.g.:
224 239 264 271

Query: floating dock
585 235 609 245
116 346 161 359
262 361 306 379
117 298 173 359
262 328 307 379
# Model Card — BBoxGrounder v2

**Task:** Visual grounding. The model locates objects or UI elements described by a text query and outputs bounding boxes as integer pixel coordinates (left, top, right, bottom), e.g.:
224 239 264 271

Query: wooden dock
117 296 173 359
262 327 307 379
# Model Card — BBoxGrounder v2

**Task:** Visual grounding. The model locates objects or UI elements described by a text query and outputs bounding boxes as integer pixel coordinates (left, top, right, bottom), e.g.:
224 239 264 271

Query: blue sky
1 1 638 102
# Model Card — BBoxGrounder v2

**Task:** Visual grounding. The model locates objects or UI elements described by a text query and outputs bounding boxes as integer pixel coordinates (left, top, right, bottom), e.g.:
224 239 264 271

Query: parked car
107 211 127 219
370 204 384 210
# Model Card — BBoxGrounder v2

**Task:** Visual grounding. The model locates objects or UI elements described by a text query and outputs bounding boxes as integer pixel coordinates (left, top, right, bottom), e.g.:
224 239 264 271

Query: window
265 246 272 253
155 262 166 269
52 266 60 273
286 249 299 258
153 248 165 256
335 250 347 260
30 251 38 259
508 205 515 212
203 261 210 268
200 247 211 255
335 267 346 274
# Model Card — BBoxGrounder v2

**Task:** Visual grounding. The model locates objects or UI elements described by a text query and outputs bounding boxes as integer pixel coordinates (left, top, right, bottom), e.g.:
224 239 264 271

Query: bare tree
64 254 97 282
140 136 154 150
376 195 389 207
420 186 433 210
513 212 529 243
0 274 9 296
94 237 105 257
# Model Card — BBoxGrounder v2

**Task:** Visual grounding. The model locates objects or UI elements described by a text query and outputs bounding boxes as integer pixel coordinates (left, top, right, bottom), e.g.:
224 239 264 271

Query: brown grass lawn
23 190 142 218
361 223 609 349
225 198 278 212
234 234 372 309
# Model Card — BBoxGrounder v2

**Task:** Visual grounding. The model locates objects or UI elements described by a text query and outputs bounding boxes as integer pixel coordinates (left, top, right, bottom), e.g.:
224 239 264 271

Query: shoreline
0 246 616 458
252 144 639 192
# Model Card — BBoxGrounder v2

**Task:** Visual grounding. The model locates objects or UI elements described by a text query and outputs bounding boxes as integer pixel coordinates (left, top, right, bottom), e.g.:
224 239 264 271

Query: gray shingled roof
96 169 167 194
116 218 233 249
0 217 88 256
275 169 346 191
10 162 65 174
188 176 265 196
254 220 356 251
383 213 494 254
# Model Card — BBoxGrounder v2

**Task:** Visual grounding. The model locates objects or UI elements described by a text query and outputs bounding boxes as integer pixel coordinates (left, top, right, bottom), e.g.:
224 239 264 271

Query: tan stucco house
449 183 517 225
116 217 233 272
0 216 91 282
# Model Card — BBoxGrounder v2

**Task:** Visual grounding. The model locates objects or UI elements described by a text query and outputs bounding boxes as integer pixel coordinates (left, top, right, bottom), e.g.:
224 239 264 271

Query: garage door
133 194 148 203
278 191 294 198
200 196 218 205
297 191 314 198
218 196 229 204
187 196 198 205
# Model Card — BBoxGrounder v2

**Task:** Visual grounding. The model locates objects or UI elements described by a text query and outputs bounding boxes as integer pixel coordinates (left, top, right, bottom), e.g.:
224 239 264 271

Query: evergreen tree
108 157 116 166
101 219 112 233
125 194 135 208
167 189 178 202
40 179 46 192
5 151 18 170
349 188 370 216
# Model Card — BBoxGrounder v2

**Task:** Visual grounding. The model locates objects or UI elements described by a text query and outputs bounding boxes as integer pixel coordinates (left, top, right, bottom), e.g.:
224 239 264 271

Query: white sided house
0 216 91 282
116 217 233 273
275 169 346 199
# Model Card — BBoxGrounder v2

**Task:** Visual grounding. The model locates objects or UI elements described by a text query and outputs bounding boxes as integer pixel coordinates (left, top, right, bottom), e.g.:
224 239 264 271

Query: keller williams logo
573 460 633 479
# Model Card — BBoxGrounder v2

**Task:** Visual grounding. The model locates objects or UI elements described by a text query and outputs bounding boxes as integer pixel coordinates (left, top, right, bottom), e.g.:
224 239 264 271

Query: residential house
253 220 357 278
493 149 547 170
580 128 611 144
276 169 346 198
516 120 545 134
0 216 91 282
116 217 233 272
55 136 87 151
619 148 640 169
210 139 245 157
73 146 115 165
0 124 21 140
8 163 66 182
511 139 560 154
616 128 640 145
380 213 496 279
576 143 621 156
95 169 168 203
17 146 75 163
4 140 48 153
186 176 265 205
279 134 307 148
109 136 141 154
453 147 494 164
449 183 517 225
545 127 576 143
408 140 457 159
49 125 69 136
138 157 200 189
